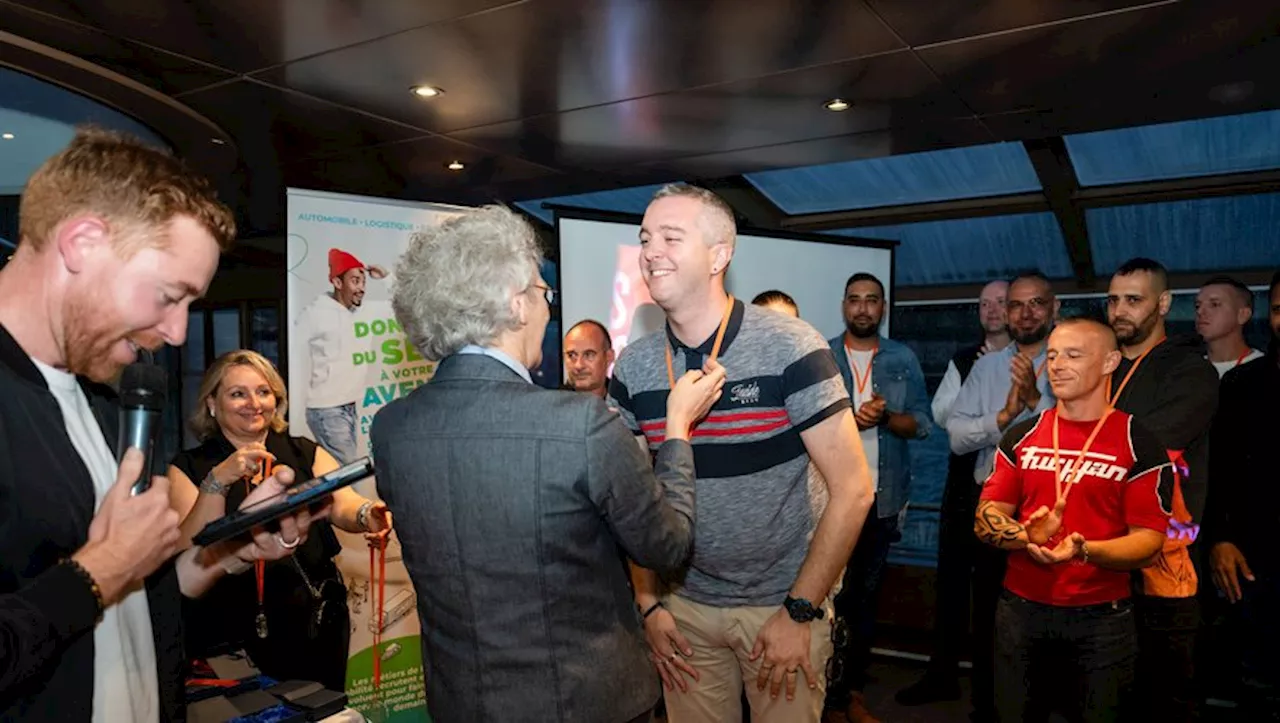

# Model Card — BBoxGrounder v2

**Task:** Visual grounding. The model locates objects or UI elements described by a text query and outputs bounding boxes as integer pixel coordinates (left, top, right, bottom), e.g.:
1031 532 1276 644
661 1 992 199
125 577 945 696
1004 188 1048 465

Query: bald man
975 319 1172 722
563 320 615 400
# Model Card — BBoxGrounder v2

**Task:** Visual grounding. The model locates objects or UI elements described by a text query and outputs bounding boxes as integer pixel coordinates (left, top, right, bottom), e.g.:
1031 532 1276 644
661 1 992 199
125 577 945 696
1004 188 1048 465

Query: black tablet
192 457 376 547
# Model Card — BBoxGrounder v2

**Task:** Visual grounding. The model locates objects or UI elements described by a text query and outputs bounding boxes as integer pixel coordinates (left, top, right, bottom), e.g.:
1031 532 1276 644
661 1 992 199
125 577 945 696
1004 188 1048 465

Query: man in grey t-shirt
608 184 874 723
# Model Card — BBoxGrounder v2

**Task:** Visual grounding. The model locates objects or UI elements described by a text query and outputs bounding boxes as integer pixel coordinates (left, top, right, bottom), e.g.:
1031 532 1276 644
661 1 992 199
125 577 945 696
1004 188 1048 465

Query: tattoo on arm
974 500 1027 549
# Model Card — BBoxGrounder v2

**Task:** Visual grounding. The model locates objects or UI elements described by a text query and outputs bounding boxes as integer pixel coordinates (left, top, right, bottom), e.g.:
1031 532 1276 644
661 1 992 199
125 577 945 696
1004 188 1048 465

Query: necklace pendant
256 611 269 639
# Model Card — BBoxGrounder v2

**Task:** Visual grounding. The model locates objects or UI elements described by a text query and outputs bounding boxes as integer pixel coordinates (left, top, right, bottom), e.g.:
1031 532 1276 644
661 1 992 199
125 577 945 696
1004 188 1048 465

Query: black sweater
1204 352 1280 570
1109 334 1219 523
0 325 185 722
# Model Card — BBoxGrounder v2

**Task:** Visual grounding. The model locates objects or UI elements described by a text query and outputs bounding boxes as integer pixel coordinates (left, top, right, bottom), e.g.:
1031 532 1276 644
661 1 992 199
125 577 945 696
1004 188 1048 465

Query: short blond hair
188 350 289 441
651 183 737 249
20 126 236 254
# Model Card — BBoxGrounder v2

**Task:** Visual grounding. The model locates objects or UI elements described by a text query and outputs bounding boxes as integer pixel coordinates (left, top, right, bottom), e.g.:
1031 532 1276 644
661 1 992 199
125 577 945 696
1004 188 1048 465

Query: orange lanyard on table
665 295 734 388
1109 336 1165 407
1052 408 1113 502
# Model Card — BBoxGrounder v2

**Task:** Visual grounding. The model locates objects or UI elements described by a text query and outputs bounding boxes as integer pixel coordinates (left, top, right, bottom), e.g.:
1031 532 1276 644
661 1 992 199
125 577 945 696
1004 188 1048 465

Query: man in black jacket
1204 270 1280 717
1106 257 1219 722
0 128 324 722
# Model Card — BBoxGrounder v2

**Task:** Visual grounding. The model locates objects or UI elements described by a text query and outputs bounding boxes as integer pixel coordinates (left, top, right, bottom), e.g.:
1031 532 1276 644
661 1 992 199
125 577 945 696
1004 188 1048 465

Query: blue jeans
994 591 1137 723
306 403 357 464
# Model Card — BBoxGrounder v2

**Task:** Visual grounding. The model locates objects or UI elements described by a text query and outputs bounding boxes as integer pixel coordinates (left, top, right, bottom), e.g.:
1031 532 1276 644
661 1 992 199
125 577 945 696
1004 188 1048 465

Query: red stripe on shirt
639 409 787 432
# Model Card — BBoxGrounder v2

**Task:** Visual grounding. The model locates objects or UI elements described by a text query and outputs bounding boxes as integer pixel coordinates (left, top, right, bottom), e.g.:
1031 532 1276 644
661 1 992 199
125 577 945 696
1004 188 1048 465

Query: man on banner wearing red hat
295 247 387 463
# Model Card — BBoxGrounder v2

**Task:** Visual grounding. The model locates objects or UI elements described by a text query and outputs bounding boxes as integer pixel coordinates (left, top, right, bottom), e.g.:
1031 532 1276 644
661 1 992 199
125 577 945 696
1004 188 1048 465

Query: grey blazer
370 353 696 723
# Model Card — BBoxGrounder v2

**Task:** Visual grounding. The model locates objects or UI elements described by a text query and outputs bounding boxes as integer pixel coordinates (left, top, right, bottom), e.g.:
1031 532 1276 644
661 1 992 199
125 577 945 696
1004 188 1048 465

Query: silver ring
275 533 300 549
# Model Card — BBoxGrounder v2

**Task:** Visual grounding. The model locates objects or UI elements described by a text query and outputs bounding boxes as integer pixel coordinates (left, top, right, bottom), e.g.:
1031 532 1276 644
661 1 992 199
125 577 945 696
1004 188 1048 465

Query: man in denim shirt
943 270 1058 722
824 273 932 723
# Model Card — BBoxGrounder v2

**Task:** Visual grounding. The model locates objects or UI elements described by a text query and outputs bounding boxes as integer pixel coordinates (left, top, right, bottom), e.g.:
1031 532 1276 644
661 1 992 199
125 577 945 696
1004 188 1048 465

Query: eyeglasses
1007 297 1050 314
532 283 557 306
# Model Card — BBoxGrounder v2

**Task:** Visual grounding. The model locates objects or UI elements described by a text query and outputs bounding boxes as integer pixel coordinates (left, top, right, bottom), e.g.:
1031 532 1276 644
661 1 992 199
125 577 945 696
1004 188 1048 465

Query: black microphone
118 362 168 496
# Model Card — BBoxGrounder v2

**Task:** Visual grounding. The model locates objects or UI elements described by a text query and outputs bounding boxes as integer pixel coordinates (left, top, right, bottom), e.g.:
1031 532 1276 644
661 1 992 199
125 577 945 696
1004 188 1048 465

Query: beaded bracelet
63 558 105 622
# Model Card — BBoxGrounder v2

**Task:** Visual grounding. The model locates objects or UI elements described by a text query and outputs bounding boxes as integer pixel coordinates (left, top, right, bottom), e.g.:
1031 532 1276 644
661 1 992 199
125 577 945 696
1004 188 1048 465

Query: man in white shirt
930 280 1010 425
296 248 386 463
1196 275 1264 378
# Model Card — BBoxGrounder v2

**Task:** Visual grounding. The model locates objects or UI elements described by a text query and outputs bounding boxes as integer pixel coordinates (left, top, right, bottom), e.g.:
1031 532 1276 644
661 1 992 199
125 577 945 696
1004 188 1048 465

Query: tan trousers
662 594 833 723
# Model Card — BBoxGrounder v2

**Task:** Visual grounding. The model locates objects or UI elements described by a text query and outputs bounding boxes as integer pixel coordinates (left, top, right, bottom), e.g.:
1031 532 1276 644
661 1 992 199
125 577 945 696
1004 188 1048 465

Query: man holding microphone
0 128 325 722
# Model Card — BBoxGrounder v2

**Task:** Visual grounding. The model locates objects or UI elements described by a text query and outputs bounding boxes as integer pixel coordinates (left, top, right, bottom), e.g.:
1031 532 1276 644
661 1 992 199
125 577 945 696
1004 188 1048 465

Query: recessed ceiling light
823 98 850 112
411 85 444 98
446 161 465 171
211 137 225 145
1 133 13 140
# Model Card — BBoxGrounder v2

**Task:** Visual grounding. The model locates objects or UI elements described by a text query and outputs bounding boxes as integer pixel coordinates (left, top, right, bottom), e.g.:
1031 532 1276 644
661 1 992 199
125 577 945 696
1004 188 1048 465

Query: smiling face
638 195 731 312
1006 277 1056 346
333 267 367 309
1046 322 1121 403
61 214 218 382
209 363 278 439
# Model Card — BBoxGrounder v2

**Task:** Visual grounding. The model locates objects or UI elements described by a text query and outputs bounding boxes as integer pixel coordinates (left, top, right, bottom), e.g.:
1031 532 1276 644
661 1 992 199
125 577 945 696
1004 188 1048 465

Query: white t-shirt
296 293 367 408
32 360 158 723
1211 348 1264 378
845 347 880 487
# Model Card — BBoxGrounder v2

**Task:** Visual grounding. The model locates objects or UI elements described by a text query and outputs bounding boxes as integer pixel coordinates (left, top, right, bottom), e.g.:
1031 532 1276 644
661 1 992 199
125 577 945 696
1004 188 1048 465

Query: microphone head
120 362 168 411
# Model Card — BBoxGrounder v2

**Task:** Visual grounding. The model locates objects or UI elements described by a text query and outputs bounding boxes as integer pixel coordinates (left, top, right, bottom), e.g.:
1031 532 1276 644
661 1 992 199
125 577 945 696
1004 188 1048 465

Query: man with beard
296 248 387 463
609 184 874 723
0 129 326 721
822 273 931 723
1105 257 1218 722
897 279 1010 712
944 271 1059 722
1204 270 1280 717
562 319 614 399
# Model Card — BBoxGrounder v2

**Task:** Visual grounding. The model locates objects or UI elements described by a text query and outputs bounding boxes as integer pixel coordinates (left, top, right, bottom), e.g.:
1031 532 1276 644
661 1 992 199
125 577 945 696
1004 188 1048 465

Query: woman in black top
168 350 392 691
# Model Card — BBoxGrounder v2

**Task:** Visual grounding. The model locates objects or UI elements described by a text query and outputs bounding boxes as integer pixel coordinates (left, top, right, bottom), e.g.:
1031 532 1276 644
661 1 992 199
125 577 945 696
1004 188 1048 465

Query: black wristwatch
783 595 825 623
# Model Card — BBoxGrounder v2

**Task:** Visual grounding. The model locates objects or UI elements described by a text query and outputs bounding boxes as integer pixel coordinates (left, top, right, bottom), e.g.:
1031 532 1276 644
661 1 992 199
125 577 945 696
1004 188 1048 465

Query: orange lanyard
253 459 273 638
1234 349 1252 368
665 295 734 387
1052 408 1113 502
1109 336 1165 407
370 534 388 693
844 339 879 396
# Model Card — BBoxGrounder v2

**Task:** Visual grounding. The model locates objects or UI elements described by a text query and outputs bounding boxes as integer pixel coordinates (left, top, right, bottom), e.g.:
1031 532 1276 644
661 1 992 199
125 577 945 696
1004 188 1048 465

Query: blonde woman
168 350 391 690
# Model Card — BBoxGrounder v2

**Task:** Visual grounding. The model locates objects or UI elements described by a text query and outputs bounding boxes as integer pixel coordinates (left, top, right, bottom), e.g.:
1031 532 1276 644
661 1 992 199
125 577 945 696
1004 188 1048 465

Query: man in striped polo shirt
608 184 875 723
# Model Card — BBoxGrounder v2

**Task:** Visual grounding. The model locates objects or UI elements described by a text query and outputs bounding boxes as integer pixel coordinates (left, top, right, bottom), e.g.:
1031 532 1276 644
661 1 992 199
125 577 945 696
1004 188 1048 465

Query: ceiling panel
637 118 994 180
252 0 905 134
282 135 559 204
179 80 428 165
0 0 517 73
1088 193 1280 275
865 0 1157 47
0 0 234 94
449 50 967 170
745 141 1039 214
918 1 1280 117
1066 109 1280 187
829 212 1073 286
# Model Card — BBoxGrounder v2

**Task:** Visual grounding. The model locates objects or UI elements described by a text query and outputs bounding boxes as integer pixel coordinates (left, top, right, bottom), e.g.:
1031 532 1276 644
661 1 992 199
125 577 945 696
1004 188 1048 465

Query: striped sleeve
782 335 850 433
